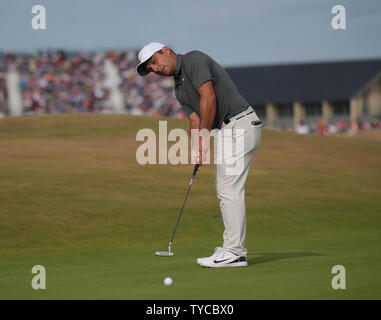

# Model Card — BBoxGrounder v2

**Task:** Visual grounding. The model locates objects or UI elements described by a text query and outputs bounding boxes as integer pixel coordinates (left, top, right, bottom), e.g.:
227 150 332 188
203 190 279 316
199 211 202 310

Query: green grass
0 114 380 299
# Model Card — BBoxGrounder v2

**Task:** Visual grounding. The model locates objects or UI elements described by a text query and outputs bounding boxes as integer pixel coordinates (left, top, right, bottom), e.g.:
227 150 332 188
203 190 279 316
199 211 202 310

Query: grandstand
0 49 184 119
0 49 380 135
0 53 7 118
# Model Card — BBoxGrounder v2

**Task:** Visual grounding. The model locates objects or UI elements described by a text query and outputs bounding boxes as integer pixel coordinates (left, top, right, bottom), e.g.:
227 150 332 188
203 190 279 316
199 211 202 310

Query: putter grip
192 164 200 177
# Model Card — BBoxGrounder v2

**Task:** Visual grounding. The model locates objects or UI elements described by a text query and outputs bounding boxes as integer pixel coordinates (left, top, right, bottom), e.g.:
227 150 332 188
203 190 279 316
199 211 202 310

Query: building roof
226 58 381 104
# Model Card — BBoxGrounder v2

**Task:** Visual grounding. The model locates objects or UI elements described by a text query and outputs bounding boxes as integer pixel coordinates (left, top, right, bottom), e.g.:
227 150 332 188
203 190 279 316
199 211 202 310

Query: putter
155 164 200 257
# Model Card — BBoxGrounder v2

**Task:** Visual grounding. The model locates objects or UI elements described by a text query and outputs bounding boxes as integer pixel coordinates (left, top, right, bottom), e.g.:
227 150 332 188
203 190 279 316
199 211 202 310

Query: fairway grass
0 114 380 299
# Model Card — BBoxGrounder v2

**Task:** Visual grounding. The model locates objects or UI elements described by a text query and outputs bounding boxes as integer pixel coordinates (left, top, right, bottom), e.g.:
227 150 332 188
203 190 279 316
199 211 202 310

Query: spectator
295 119 310 134
327 123 338 135
348 120 359 135
317 118 327 136
337 120 347 133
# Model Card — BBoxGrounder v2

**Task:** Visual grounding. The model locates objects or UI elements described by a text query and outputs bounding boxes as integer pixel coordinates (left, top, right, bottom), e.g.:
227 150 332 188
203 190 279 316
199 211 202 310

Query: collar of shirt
175 54 183 79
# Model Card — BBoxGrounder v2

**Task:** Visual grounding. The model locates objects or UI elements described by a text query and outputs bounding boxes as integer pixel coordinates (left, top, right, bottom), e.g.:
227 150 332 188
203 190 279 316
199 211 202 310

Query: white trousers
214 106 262 257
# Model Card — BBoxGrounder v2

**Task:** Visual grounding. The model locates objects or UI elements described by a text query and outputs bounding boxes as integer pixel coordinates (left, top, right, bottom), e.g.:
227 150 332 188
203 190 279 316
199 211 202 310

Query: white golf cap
136 42 166 76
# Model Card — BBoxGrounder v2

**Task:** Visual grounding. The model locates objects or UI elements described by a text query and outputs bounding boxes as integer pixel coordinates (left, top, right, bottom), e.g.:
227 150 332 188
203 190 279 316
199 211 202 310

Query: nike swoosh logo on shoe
213 258 231 264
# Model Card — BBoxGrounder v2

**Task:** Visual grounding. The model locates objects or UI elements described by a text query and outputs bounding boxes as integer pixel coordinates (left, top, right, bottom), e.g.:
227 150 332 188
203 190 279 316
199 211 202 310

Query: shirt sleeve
181 103 194 118
185 51 213 90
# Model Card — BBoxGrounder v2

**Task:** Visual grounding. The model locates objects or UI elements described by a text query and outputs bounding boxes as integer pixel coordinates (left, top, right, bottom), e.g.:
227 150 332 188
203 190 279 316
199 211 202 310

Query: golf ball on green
164 277 173 286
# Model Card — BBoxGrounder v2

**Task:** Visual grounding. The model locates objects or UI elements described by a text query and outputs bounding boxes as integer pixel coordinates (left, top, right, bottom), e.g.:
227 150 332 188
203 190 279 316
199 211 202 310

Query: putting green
0 114 380 299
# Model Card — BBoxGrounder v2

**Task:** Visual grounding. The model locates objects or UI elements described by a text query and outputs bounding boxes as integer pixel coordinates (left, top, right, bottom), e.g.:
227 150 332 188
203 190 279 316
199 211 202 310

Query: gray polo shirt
174 51 249 129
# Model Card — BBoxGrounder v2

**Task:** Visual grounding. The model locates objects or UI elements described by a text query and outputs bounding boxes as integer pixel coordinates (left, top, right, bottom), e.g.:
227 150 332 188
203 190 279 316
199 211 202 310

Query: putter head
155 251 174 257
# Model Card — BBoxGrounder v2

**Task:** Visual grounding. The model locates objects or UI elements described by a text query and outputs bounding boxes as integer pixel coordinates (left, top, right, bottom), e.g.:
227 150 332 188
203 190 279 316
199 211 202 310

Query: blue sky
1 0 380 66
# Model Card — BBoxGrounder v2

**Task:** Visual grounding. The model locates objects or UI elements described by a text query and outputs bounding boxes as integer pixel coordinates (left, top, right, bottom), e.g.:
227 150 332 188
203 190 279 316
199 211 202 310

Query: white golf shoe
197 247 224 265
198 248 248 268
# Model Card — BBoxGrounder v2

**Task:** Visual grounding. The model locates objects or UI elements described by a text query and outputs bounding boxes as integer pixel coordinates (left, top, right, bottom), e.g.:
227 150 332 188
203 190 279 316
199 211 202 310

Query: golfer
136 42 262 268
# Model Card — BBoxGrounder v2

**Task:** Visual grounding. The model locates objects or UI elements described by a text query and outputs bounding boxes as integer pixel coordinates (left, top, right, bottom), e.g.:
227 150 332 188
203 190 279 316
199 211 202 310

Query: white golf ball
164 277 173 286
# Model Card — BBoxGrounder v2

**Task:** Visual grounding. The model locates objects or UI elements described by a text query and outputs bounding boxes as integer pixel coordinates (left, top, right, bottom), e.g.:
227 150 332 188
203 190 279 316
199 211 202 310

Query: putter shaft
169 164 199 248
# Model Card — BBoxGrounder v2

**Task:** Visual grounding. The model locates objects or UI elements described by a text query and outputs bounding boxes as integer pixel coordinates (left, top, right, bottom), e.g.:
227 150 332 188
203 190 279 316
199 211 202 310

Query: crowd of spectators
0 53 7 118
0 50 380 136
0 49 183 118
4 50 111 114
110 50 184 118
290 117 381 136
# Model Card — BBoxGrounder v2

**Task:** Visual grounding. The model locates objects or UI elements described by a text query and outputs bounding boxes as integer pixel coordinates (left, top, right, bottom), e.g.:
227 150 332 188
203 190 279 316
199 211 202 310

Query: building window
277 103 293 117
305 101 322 116
332 100 349 115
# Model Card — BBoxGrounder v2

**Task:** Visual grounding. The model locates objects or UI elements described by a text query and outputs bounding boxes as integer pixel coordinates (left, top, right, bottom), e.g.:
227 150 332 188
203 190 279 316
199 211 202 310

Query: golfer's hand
198 131 210 167
191 147 205 167
191 129 210 167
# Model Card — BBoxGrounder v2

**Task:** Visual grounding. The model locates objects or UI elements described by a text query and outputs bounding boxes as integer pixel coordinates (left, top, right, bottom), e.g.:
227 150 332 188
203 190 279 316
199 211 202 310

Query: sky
1 0 381 67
